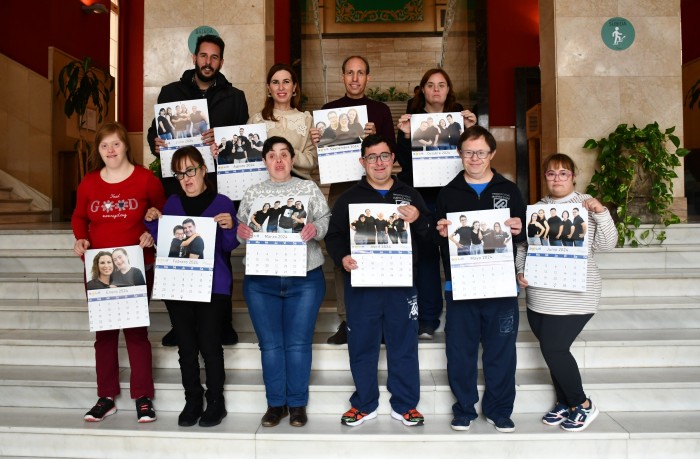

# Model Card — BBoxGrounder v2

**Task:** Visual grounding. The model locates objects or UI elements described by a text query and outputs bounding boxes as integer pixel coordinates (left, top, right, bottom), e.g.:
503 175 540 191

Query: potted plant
57 56 114 179
584 122 690 247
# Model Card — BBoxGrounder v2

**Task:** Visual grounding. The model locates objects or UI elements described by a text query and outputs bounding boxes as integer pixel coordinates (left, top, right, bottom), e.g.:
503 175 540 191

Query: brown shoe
261 405 288 427
289 406 307 427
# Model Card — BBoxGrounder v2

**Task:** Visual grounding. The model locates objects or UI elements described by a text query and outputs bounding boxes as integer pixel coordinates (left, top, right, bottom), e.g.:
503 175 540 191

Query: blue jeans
550 239 563 246
573 240 583 247
243 267 325 407
470 243 484 254
278 227 293 233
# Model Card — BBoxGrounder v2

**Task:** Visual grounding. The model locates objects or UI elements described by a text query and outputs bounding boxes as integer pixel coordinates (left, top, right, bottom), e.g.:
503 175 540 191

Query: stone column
539 0 684 198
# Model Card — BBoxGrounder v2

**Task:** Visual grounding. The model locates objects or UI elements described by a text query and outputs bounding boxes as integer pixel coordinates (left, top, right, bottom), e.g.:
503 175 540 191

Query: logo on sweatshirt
492 193 510 209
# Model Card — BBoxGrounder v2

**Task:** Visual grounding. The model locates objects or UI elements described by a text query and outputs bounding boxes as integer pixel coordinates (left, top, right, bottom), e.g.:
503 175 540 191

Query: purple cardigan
146 193 239 296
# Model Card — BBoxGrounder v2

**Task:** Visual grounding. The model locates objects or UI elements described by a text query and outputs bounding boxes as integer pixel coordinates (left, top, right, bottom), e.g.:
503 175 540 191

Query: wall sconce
82 3 108 14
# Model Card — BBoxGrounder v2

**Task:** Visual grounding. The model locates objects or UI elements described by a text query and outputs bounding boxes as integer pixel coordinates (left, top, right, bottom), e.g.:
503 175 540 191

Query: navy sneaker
418 324 434 340
486 416 515 433
561 399 599 432
450 417 471 431
543 402 570 426
135 396 156 423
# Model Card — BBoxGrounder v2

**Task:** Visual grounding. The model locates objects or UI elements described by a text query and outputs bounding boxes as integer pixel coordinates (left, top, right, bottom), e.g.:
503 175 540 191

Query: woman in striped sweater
515 153 617 432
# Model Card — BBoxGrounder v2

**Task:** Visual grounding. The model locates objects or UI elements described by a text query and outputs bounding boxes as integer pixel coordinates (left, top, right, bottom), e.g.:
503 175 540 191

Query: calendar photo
410 112 463 187
154 99 214 178
447 209 517 300
524 204 589 292
153 215 217 302
83 245 149 332
214 123 269 201
314 105 368 184
349 203 413 287
244 195 310 277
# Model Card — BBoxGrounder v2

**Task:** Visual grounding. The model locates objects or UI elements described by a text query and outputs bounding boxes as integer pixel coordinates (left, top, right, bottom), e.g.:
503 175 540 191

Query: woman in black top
561 210 574 246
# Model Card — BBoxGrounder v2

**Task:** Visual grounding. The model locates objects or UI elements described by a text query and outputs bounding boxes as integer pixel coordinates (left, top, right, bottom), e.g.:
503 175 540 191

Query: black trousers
527 308 593 407
166 294 229 402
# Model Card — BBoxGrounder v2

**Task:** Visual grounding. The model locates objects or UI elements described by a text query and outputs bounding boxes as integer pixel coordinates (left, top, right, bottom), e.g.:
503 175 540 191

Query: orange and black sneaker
391 408 425 426
340 407 377 427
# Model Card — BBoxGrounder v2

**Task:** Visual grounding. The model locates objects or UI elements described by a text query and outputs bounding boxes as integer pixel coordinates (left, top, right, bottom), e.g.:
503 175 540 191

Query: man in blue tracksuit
434 126 526 432
326 134 431 427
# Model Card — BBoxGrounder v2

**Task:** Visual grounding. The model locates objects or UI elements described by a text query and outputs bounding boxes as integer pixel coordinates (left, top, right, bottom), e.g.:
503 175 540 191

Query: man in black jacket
434 125 525 433
326 135 430 428
147 34 247 346
147 34 249 196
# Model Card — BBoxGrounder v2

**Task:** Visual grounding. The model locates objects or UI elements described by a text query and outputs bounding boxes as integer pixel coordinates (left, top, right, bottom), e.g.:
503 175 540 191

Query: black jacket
325 176 431 269
434 170 526 280
147 69 249 156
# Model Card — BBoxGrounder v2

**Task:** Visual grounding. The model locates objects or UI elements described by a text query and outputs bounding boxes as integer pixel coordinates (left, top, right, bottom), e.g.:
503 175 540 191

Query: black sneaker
327 321 347 344
84 397 116 422
199 398 227 427
222 326 239 345
136 396 156 423
161 329 177 347
418 324 434 340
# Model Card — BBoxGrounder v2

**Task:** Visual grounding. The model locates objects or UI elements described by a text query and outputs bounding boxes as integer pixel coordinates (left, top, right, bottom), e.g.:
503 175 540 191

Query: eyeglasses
545 170 573 181
458 150 491 159
173 165 202 180
362 152 392 163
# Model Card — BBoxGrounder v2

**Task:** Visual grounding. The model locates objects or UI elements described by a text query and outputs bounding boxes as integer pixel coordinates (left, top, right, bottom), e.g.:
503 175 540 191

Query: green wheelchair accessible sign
602 17 635 51
188 26 220 54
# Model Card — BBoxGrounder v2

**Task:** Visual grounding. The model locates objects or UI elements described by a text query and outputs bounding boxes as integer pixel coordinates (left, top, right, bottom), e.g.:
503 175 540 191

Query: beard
195 62 218 83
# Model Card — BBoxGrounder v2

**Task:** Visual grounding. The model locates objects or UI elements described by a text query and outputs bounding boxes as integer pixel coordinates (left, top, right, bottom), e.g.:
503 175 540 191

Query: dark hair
543 153 578 179
195 34 225 59
460 214 467 219
170 146 214 194
262 63 301 122
182 218 196 227
562 210 570 219
90 122 135 172
459 125 497 153
262 136 296 159
173 225 184 235
409 68 458 113
341 55 370 74
91 251 113 280
360 134 392 157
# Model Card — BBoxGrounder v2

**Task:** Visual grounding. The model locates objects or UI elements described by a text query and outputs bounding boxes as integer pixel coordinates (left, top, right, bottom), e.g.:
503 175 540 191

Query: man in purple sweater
311 56 397 344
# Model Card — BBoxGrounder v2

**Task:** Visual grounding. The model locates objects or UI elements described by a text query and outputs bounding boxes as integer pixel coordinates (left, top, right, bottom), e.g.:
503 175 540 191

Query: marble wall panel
555 0 617 17
144 0 203 29
618 0 681 18
558 136 600 193
557 76 621 139
203 0 265 25
142 27 194 88
619 76 684 130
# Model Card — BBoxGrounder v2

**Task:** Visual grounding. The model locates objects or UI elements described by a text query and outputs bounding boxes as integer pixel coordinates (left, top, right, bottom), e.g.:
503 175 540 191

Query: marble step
0 408 698 459
1 365 699 415
3 267 700 300
1 328 699 370
595 245 700 270
1 296 699 333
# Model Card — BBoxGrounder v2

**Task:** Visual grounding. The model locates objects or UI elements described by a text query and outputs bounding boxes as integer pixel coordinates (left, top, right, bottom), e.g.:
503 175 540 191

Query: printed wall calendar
83 245 149 332
446 209 517 300
524 204 589 292
153 215 217 302
244 195 309 277
214 123 269 201
349 203 413 287
410 112 463 187
154 99 215 178
314 105 367 184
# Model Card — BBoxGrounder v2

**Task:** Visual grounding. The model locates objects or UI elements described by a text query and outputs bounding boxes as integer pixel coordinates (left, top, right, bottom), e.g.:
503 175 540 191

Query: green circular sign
601 17 635 51
188 26 220 54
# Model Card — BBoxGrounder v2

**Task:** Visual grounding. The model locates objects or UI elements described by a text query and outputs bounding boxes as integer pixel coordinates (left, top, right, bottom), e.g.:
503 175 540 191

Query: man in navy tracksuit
326 134 431 427
435 126 526 432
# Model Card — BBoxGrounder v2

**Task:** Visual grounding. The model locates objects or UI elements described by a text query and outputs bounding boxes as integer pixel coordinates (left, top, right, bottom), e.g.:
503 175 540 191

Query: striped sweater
514 192 617 315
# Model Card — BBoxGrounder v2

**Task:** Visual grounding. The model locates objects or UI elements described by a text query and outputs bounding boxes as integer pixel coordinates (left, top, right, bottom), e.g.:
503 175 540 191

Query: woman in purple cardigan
144 146 238 428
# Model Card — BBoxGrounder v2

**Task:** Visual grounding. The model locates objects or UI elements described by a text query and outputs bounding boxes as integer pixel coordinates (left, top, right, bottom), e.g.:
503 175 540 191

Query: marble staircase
0 223 698 458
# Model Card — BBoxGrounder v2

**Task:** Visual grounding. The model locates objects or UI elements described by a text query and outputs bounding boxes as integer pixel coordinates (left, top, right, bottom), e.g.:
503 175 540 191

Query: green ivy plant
584 122 690 247
57 56 113 179
366 86 410 102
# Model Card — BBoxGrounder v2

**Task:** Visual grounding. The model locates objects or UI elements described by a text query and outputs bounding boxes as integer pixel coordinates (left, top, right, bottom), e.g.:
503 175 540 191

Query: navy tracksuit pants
344 274 420 414
445 291 518 421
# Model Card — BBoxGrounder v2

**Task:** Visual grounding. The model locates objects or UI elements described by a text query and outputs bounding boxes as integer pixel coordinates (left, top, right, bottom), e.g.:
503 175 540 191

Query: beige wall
539 0 685 197
0 53 52 197
142 0 268 166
